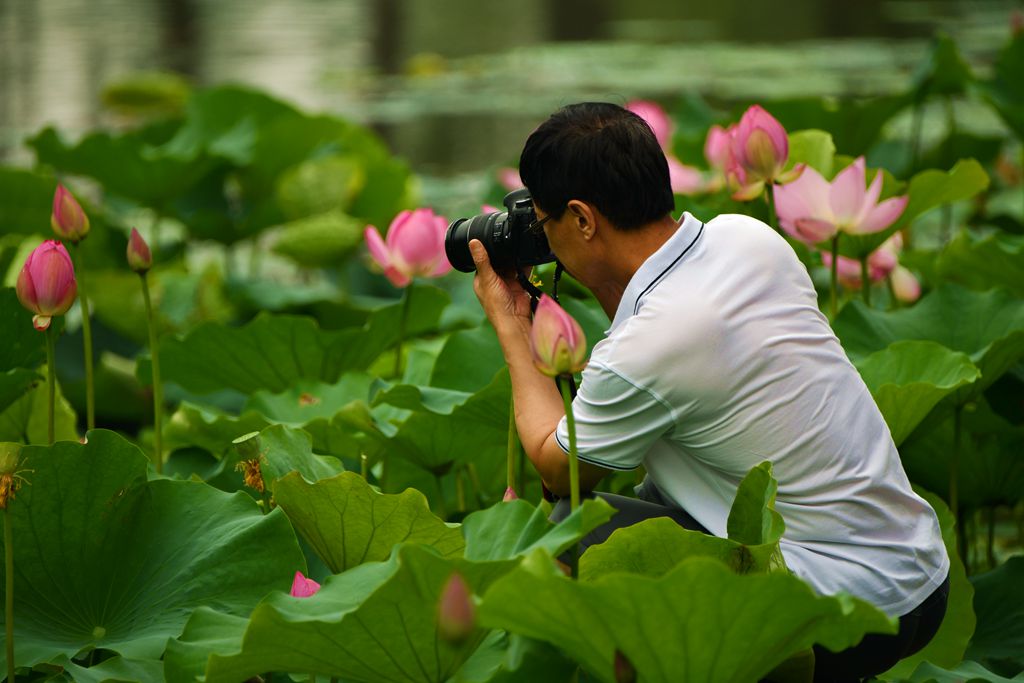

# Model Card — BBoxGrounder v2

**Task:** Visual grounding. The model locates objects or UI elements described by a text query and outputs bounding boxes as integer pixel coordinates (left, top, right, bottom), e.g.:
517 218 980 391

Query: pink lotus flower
51 184 90 243
437 572 475 644
530 295 587 377
666 157 705 195
497 167 521 191
627 100 673 150
502 486 518 502
290 571 320 598
774 157 909 244
891 265 921 303
364 208 452 288
126 227 153 274
727 105 801 200
704 125 734 172
819 233 920 301
16 240 77 331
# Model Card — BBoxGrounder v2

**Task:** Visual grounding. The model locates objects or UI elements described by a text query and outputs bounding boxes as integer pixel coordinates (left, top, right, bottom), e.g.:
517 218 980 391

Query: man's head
518 102 675 230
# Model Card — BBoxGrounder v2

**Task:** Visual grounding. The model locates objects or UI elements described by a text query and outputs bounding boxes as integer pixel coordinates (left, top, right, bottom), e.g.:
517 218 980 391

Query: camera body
445 189 556 273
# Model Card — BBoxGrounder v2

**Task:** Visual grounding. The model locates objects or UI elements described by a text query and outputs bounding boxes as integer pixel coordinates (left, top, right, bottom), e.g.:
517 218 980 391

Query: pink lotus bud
626 100 673 150
364 208 452 288
497 167 521 191
730 105 789 185
50 184 90 243
290 571 321 598
891 266 921 303
126 228 153 274
704 125 734 172
15 240 77 331
614 650 637 683
437 572 475 644
502 486 518 501
530 295 587 377
666 156 705 195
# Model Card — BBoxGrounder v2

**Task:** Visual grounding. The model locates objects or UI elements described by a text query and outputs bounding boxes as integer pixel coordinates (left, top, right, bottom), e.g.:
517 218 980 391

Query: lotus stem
433 473 448 520
5 510 14 683
860 257 871 306
559 378 580 514
73 244 95 431
908 101 923 172
829 236 840 320
394 285 413 378
455 469 466 512
765 184 778 233
45 326 56 445
140 274 164 474
506 396 519 496
950 404 962 521
987 506 997 569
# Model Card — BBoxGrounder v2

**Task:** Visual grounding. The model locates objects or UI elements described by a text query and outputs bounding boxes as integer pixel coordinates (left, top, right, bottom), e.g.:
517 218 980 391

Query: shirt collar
607 212 705 334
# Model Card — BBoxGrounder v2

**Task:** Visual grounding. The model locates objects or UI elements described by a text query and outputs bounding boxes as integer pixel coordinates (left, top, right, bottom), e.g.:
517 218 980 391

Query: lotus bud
530 295 587 377
437 572 475 644
364 208 452 288
126 227 153 274
290 571 321 598
614 649 637 683
502 486 518 502
16 240 78 331
731 105 789 182
891 266 921 303
704 124 734 172
51 184 90 243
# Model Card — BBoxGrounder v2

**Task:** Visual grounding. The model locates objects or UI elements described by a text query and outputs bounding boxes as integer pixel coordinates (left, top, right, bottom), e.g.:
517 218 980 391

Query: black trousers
550 483 949 681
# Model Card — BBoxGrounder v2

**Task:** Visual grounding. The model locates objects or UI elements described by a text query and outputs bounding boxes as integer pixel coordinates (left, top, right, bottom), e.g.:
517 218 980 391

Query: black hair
518 102 675 230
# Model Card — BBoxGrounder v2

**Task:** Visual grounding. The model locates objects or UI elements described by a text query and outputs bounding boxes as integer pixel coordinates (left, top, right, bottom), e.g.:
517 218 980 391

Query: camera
444 189 556 273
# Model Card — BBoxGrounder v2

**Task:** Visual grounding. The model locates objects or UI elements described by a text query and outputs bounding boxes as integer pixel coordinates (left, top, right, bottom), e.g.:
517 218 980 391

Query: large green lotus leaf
451 631 578 683
0 168 58 237
936 230 1024 298
270 209 367 268
0 288 45 371
461 497 616 562
161 284 449 395
49 654 164 683
164 401 271 456
429 325 505 392
221 424 345 488
0 369 39 416
785 129 835 177
977 34 1024 138
834 284 1024 399
28 126 217 206
882 490 975 678
245 373 375 423
202 545 518 683
836 160 990 260
275 154 365 218
965 556 1024 676
273 470 465 573
0 369 78 444
163 608 248 683
580 461 785 580
903 660 1024 683
372 382 480 416
478 552 894 683
0 430 305 671
759 95 911 157
854 341 981 446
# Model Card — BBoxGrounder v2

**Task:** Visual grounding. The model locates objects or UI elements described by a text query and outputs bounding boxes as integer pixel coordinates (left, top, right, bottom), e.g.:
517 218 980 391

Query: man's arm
468 240 608 496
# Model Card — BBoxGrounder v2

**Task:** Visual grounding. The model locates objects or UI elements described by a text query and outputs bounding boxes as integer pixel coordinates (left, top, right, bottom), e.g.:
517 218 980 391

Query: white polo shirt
555 212 949 617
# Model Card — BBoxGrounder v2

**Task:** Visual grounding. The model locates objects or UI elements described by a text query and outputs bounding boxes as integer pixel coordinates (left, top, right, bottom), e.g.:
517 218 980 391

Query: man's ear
566 199 597 240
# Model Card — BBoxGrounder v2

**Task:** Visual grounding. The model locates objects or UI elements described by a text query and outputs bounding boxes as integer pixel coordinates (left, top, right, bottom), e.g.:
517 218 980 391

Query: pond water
0 0 1017 191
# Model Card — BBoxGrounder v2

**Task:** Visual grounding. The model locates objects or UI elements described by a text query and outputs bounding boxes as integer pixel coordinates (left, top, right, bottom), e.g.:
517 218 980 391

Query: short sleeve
554 360 675 471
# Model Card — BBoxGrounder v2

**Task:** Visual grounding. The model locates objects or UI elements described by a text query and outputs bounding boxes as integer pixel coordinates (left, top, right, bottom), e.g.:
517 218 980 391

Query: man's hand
469 240 533 329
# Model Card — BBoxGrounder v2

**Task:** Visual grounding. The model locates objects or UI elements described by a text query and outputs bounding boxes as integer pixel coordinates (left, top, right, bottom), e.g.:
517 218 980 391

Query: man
467 102 949 680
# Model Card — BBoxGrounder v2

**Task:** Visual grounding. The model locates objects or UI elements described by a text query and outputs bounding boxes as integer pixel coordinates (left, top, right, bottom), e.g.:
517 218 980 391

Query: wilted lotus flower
16 240 77 331
437 572 475 644
727 105 802 200
530 295 587 377
773 157 909 244
51 184 90 243
290 571 320 598
364 208 452 288
502 486 518 502
627 100 673 149
126 228 153 274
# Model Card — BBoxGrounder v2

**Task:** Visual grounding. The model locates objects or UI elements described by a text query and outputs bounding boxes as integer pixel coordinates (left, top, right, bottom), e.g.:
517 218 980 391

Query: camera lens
444 211 502 272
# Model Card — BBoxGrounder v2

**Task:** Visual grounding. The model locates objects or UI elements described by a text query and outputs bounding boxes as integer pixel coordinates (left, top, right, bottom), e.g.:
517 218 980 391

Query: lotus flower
820 233 920 302
727 105 802 200
290 571 320 598
497 167 521 191
704 124 734 172
773 157 909 244
364 208 452 288
530 295 587 377
126 227 153 274
437 572 475 644
627 100 673 149
666 157 705 195
50 184 90 243
891 265 921 303
16 240 77 331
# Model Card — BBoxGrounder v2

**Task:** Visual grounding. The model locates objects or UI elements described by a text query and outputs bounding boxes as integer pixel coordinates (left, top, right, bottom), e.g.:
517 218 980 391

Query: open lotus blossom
530 295 587 377
51 184 90 243
364 208 452 288
16 240 77 331
727 105 802 200
290 571 320 598
437 572 475 644
773 157 909 244
126 227 153 274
